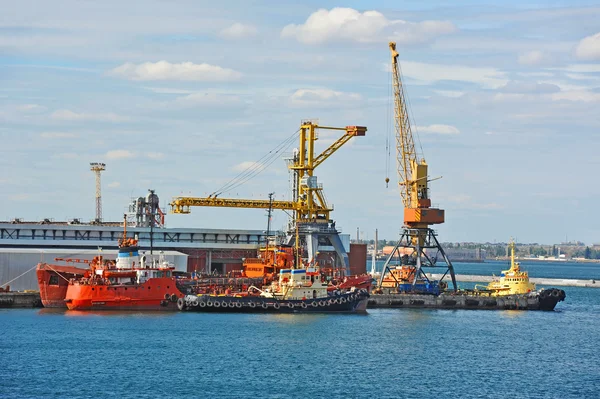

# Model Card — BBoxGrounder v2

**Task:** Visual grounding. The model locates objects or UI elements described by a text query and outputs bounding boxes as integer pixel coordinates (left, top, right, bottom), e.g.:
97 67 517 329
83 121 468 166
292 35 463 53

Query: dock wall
0 292 42 308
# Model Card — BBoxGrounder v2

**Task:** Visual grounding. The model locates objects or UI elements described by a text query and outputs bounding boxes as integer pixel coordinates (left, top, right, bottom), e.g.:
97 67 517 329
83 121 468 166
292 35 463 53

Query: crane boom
170 197 327 213
170 122 365 225
390 42 418 208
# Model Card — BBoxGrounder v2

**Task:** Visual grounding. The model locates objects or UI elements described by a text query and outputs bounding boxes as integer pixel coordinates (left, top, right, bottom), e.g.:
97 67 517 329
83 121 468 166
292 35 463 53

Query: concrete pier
429 273 600 288
0 292 42 308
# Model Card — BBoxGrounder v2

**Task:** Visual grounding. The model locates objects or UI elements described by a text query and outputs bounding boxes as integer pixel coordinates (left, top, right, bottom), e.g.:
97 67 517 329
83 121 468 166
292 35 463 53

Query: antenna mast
89 162 106 222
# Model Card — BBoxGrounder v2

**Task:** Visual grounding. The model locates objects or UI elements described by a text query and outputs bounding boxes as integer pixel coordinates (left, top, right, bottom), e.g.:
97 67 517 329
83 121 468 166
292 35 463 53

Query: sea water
1 261 598 398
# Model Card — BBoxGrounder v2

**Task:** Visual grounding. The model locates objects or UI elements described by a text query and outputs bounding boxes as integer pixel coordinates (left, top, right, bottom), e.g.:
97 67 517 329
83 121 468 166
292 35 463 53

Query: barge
368 288 565 311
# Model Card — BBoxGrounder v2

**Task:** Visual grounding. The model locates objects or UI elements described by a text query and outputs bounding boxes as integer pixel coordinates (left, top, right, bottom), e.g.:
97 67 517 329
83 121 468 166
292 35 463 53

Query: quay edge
0 292 43 308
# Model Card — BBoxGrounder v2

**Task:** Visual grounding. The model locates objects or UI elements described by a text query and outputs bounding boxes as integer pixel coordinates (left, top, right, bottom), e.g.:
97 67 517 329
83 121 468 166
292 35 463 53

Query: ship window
92 288 95 291
49 275 59 285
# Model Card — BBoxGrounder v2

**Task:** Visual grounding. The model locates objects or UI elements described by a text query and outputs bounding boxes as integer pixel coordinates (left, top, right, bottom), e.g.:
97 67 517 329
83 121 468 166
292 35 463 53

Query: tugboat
178 265 369 313
476 240 535 296
64 216 185 310
474 239 566 309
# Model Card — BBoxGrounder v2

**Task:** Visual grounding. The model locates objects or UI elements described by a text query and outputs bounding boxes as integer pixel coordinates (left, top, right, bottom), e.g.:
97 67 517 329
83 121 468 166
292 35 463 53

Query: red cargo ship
64 217 185 311
36 262 89 308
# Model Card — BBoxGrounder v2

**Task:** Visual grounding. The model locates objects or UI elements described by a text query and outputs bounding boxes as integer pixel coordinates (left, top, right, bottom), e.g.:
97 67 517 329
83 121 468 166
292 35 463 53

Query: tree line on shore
357 239 600 260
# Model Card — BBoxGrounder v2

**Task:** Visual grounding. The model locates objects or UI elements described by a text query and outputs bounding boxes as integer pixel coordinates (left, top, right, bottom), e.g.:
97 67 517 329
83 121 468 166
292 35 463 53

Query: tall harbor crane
170 121 366 272
377 42 457 292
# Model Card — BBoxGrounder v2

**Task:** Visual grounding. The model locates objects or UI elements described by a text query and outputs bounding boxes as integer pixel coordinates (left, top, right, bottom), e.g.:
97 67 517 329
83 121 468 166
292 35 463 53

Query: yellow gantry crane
170 122 366 222
170 121 366 271
378 42 457 292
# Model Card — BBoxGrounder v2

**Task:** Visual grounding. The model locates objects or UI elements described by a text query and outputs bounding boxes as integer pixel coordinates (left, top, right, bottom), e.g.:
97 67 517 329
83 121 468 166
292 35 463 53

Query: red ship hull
65 277 184 311
36 264 88 308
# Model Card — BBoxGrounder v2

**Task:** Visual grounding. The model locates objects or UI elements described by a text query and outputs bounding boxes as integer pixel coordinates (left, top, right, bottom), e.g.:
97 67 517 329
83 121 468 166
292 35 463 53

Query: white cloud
107 182 121 188
143 87 195 95
51 153 81 160
518 50 551 66
565 73 600 81
0 35 87 49
106 150 135 159
146 152 165 160
433 90 464 98
51 109 129 122
219 23 258 39
398 61 508 89
289 88 361 107
498 81 560 94
417 124 460 135
40 132 78 139
517 71 555 78
175 92 242 107
556 64 600 73
110 61 242 81
17 104 46 112
232 161 262 172
281 7 456 45
551 90 600 102
9 194 31 201
575 32 600 60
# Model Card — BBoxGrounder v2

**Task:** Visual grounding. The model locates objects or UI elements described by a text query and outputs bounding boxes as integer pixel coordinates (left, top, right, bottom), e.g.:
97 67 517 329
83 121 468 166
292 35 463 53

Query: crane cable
212 129 300 197
213 129 299 196
0 265 37 288
385 62 393 188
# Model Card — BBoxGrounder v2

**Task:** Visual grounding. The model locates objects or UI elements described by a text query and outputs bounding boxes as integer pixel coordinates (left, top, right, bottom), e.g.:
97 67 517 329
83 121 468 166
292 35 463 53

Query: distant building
443 247 486 262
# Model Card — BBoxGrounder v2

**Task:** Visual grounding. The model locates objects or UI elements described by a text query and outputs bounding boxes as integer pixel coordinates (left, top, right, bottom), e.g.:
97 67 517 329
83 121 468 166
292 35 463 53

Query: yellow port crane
170 121 366 270
377 42 457 292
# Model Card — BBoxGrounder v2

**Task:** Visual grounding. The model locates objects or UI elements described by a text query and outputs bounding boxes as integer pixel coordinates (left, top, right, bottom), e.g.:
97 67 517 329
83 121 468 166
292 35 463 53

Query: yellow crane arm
389 41 444 227
170 197 300 214
312 126 367 169
390 42 418 208
170 122 363 222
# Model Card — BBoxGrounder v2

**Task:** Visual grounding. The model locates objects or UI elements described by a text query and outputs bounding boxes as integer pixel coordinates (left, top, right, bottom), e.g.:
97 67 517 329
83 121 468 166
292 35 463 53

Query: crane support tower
377 42 457 293
170 121 366 274
89 162 106 223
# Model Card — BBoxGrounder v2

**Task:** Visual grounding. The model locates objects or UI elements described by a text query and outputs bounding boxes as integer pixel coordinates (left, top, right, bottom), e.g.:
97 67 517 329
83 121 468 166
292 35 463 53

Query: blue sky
1 1 599 244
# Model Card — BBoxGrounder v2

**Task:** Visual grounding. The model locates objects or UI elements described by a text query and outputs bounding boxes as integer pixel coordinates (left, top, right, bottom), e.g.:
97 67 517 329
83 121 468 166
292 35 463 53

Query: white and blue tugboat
178 267 369 313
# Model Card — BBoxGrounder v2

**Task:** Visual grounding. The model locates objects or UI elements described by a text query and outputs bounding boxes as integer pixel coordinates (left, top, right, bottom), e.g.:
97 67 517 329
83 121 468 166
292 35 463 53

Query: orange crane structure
170 121 366 274
377 42 457 293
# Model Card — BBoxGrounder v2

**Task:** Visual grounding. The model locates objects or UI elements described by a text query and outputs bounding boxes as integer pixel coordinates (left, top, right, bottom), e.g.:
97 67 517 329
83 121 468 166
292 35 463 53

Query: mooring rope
0 265 37 288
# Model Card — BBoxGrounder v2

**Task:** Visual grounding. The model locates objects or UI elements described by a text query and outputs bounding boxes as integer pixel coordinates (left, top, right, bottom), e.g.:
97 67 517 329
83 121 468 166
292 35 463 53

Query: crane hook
385 177 390 188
